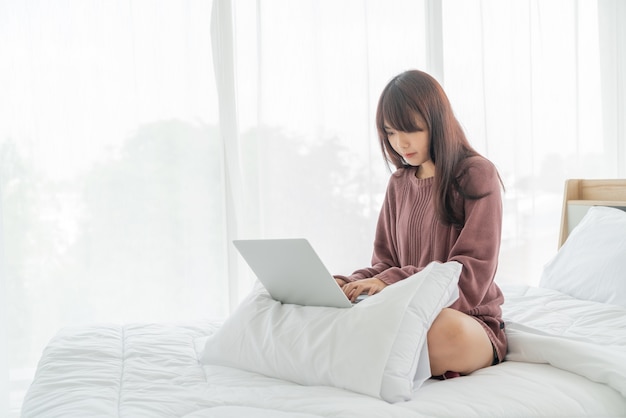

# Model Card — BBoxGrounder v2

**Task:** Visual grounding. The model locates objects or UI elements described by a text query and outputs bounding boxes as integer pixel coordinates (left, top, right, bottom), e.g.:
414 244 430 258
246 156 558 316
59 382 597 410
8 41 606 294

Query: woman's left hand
342 277 387 302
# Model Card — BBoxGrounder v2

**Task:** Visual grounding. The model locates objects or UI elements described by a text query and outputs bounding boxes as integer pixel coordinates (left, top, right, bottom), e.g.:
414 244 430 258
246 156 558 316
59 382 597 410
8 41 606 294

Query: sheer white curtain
1 0 625 415
230 0 429 288
228 0 626 287
441 0 625 283
0 1 226 414
598 0 626 177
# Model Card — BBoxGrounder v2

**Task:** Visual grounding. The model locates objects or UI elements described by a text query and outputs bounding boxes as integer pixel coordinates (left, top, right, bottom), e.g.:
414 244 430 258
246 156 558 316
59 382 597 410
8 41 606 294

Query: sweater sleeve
337 159 503 299
447 160 503 312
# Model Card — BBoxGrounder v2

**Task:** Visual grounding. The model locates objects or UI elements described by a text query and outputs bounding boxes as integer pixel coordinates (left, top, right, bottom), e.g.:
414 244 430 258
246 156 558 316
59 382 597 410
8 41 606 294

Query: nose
394 132 409 149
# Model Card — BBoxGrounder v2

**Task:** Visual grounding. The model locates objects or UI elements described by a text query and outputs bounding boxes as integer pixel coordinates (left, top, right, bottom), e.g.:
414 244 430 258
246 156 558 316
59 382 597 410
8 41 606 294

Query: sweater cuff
376 267 408 285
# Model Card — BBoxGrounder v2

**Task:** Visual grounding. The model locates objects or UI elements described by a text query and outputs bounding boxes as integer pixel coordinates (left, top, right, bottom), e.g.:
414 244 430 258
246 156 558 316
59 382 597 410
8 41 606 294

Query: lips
404 153 416 159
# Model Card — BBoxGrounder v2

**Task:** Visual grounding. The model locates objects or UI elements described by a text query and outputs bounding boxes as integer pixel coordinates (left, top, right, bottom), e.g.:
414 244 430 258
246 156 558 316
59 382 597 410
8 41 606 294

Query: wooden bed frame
559 179 626 248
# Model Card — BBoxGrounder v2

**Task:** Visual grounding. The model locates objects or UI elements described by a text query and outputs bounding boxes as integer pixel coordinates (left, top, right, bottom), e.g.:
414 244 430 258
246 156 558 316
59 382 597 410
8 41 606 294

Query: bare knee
429 308 465 345
427 309 467 370
427 308 493 376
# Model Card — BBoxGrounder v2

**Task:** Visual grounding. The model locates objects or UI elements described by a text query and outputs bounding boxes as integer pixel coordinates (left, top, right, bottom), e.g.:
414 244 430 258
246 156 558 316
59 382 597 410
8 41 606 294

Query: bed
21 179 626 417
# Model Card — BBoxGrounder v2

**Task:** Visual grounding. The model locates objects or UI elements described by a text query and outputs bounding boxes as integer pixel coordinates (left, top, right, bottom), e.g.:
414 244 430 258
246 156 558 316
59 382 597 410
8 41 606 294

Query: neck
416 161 435 179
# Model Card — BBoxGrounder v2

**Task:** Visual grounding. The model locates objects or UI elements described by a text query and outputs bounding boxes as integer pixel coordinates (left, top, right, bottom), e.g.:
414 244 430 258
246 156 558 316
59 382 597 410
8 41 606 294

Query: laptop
233 238 366 308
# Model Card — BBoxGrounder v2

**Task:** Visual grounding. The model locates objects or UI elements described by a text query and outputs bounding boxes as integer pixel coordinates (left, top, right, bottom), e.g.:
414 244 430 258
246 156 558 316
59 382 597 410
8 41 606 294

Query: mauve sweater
338 156 507 361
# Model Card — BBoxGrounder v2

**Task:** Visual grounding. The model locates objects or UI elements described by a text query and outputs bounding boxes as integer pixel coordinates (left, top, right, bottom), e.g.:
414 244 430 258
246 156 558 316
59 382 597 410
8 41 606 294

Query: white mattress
21 286 626 417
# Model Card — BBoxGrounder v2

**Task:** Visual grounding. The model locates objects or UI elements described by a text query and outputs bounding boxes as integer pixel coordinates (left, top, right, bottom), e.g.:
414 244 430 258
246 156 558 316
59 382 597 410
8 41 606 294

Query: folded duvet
503 285 626 397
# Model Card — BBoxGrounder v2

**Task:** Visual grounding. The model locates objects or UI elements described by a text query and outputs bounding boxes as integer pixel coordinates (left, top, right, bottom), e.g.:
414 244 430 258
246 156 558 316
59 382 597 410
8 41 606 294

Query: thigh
427 308 494 376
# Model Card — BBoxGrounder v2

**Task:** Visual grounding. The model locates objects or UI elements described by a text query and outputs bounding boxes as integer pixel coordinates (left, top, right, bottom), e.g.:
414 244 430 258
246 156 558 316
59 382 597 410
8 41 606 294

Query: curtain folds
1 0 624 415
598 0 626 173
211 0 245 311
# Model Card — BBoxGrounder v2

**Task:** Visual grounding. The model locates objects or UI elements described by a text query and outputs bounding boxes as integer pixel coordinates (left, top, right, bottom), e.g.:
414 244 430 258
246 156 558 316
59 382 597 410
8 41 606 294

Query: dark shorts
491 343 500 366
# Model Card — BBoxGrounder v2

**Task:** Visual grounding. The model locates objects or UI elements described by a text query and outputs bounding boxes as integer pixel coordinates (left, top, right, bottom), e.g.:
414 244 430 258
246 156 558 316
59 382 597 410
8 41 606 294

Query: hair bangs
381 83 422 133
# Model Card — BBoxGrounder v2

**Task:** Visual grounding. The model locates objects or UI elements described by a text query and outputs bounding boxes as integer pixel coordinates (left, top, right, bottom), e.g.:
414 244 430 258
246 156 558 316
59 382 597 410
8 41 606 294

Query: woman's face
384 112 434 177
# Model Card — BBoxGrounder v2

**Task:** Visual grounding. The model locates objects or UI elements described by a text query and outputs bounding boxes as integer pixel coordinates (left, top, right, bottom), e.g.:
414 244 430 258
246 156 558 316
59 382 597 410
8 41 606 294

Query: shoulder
391 166 415 179
456 156 501 195
457 155 498 176
387 166 416 186
382 167 421 201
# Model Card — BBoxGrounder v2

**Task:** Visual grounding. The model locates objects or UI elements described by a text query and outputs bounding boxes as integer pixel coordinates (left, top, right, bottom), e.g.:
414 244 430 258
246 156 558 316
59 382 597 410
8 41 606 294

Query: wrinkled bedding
21 286 626 417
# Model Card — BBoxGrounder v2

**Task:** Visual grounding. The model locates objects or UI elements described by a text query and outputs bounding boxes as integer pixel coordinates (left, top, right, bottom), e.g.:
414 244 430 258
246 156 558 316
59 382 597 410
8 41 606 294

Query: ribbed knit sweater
337 156 507 360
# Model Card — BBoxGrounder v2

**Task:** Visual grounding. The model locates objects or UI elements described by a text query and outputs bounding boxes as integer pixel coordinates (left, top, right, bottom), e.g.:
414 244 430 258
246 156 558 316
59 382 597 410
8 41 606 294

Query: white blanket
21 286 626 417
503 285 626 397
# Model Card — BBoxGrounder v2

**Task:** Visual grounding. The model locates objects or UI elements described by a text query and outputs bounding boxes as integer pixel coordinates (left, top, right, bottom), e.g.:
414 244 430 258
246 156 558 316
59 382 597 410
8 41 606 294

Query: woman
334 70 506 378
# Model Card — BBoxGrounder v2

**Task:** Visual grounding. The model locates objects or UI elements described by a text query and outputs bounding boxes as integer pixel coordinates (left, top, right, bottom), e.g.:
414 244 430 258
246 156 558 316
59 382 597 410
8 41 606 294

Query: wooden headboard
559 179 626 248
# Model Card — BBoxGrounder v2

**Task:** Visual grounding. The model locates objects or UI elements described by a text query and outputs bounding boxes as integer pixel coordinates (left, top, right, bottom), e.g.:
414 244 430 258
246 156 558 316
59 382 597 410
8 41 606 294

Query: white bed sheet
21 286 626 418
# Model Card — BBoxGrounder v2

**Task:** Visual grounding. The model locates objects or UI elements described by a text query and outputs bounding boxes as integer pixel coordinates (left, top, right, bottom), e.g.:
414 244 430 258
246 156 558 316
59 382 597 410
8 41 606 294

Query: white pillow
201 261 461 403
540 206 626 307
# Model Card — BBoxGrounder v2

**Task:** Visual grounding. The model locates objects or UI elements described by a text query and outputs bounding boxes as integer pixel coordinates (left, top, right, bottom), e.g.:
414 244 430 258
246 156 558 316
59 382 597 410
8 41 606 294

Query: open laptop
233 238 366 308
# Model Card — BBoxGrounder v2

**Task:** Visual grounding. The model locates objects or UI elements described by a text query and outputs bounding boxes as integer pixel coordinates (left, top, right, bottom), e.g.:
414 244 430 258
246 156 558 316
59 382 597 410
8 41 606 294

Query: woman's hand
341 277 387 302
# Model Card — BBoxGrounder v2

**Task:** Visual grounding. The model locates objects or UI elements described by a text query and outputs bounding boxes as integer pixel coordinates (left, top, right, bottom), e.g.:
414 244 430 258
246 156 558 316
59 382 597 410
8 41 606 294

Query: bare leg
427 308 494 376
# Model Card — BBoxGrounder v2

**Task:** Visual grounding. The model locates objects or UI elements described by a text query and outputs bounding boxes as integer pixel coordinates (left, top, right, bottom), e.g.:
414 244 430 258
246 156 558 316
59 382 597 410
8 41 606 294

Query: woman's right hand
341 277 387 302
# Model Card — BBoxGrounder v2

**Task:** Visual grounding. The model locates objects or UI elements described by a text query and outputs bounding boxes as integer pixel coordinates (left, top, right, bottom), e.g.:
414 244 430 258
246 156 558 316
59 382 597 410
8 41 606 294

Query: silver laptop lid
233 238 352 308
